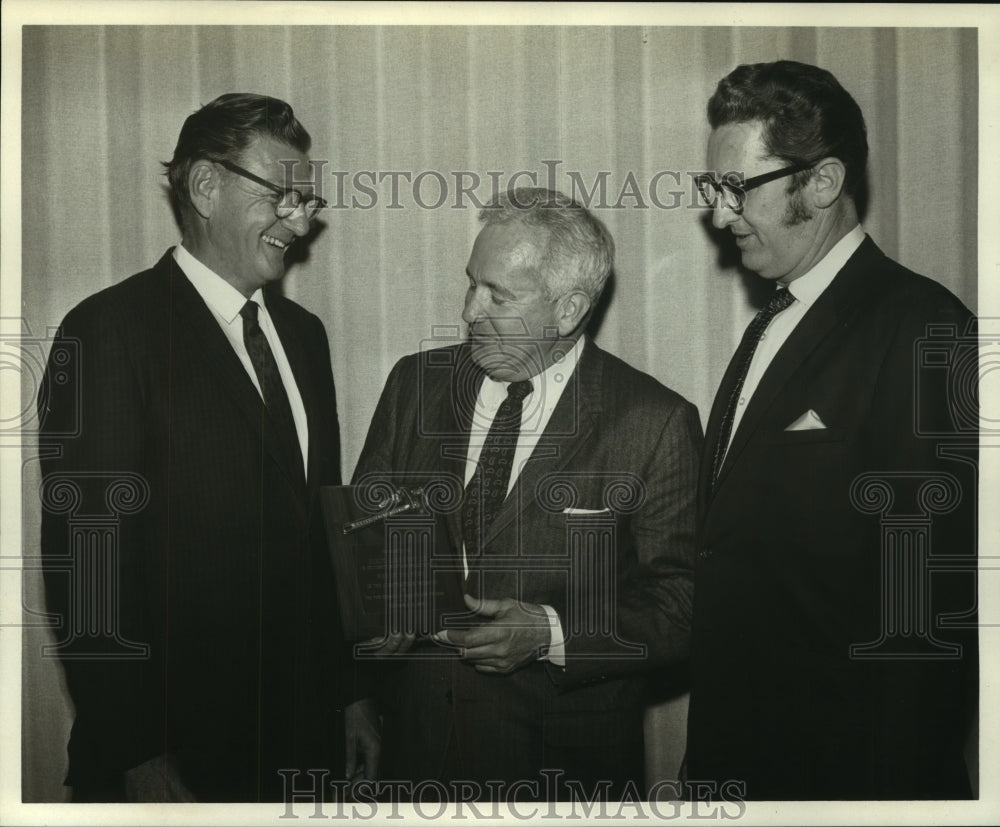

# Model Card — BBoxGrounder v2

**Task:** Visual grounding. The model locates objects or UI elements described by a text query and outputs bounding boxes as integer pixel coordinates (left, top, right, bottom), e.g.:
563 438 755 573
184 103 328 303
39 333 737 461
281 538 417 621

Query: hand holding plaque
320 484 465 643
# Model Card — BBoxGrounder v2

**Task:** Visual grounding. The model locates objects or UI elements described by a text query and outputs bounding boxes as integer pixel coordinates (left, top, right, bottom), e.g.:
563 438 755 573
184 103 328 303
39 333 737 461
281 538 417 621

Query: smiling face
462 222 569 382
195 135 316 297
707 120 826 284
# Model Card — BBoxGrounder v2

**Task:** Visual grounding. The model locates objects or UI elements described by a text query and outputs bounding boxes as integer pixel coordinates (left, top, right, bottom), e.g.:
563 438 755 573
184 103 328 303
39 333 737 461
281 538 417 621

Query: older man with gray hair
347 188 702 801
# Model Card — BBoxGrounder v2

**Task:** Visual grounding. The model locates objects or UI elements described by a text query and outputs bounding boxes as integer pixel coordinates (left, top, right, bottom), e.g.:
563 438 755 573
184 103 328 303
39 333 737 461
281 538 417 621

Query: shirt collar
174 244 265 323
784 224 865 308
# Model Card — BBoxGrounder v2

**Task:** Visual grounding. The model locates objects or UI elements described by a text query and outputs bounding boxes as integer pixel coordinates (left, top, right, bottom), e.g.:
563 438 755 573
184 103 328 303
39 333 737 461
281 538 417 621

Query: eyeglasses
694 162 813 214
212 158 327 219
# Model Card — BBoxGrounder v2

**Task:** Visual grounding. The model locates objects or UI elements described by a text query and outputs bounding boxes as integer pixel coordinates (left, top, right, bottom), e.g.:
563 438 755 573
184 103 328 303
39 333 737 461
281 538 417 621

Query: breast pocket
759 427 851 539
544 509 621 555
765 426 846 446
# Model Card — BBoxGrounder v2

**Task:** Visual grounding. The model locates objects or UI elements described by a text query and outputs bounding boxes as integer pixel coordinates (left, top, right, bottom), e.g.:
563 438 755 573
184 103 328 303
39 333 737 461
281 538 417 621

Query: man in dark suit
39 93 349 802
347 188 702 801
686 61 977 800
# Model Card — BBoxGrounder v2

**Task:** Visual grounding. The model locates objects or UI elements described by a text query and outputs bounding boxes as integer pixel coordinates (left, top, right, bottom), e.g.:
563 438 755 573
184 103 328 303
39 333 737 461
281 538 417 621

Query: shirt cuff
540 604 565 667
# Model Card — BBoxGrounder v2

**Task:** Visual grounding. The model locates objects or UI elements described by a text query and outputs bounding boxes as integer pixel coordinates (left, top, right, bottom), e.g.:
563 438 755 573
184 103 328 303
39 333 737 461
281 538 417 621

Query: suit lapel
442 346 485 554
710 236 882 492
700 325 753 502
164 251 306 497
713 301 840 489
267 296 314 496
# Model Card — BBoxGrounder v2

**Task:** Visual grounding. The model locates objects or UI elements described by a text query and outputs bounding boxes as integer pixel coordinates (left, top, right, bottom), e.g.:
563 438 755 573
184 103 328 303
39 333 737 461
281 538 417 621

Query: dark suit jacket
687 237 977 800
352 339 702 798
39 249 347 801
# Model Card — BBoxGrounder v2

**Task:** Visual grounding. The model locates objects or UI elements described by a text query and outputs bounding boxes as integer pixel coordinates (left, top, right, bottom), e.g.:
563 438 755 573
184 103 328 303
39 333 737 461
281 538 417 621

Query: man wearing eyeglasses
39 93 349 801
686 62 977 799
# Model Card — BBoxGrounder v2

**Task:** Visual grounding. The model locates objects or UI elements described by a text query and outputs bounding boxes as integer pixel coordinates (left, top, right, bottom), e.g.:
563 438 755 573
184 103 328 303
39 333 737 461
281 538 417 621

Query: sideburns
783 190 813 226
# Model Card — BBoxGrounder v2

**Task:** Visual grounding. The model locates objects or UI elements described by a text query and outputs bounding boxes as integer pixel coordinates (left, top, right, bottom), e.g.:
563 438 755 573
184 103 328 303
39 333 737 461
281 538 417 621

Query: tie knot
766 288 795 315
240 300 260 323
506 380 533 403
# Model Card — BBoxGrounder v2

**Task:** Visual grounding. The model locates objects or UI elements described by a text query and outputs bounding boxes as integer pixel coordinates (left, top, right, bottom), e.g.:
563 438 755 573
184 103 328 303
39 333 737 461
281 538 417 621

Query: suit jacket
352 339 702 798
686 237 977 800
39 249 347 801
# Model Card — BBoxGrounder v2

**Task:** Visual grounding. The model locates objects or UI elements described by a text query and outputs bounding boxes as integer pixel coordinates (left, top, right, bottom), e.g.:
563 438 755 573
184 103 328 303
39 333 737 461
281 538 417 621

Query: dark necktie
461 379 534 558
240 300 304 483
711 287 795 487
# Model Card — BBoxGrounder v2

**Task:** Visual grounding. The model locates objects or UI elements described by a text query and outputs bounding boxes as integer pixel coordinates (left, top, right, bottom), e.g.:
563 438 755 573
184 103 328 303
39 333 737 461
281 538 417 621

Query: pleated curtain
18 25 977 801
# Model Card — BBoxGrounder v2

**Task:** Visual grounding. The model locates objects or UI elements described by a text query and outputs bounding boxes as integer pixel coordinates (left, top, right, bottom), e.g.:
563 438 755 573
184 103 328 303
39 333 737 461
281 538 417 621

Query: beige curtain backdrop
19 26 977 802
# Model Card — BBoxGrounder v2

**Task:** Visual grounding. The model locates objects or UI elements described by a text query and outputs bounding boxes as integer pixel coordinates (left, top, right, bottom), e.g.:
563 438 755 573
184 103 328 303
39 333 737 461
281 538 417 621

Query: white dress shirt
459 335 585 665
723 225 865 457
174 244 309 474
463 335 584 495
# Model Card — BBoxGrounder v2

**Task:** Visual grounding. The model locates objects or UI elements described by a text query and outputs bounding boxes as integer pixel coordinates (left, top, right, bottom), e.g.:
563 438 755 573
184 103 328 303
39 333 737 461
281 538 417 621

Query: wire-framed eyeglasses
694 162 813 214
213 158 327 219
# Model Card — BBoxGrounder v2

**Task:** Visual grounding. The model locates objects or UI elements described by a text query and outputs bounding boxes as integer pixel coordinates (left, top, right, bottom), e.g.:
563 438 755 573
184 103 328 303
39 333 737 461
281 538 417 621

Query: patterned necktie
461 379 534 558
240 300 304 483
711 287 795 488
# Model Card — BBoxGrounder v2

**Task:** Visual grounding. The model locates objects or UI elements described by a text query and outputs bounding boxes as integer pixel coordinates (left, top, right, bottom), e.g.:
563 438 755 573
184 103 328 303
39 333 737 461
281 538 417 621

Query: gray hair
478 188 614 302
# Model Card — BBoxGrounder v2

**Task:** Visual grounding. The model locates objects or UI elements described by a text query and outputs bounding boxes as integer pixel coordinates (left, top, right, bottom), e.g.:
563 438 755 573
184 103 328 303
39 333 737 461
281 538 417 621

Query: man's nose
281 204 312 237
711 200 740 231
462 290 482 326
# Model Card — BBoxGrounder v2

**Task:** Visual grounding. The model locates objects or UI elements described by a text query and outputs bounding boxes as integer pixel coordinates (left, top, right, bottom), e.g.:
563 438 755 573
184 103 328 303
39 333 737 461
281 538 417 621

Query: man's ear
188 160 219 220
556 290 593 337
809 157 847 209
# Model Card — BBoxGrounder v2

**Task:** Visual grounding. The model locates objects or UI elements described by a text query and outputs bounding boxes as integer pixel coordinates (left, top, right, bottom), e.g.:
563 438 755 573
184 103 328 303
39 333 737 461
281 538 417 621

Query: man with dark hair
348 188 702 800
39 93 348 801
687 61 977 799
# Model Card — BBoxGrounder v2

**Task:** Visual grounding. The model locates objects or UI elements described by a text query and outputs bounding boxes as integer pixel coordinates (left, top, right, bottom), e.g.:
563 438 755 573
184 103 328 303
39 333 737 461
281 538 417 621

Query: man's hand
344 698 381 784
444 593 552 674
124 753 197 802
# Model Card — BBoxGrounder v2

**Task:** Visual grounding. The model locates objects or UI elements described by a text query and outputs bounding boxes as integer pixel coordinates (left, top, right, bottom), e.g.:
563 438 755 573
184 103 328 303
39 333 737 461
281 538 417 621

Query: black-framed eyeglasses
212 158 327 219
694 162 813 214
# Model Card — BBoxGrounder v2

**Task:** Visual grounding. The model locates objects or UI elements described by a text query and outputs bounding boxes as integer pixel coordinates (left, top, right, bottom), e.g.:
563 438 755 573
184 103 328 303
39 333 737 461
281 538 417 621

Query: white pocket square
562 507 611 515
785 409 827 431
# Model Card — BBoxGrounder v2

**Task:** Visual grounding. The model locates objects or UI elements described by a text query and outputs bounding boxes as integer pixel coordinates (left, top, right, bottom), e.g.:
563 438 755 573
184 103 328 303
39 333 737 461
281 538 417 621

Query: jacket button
698 549 713 559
